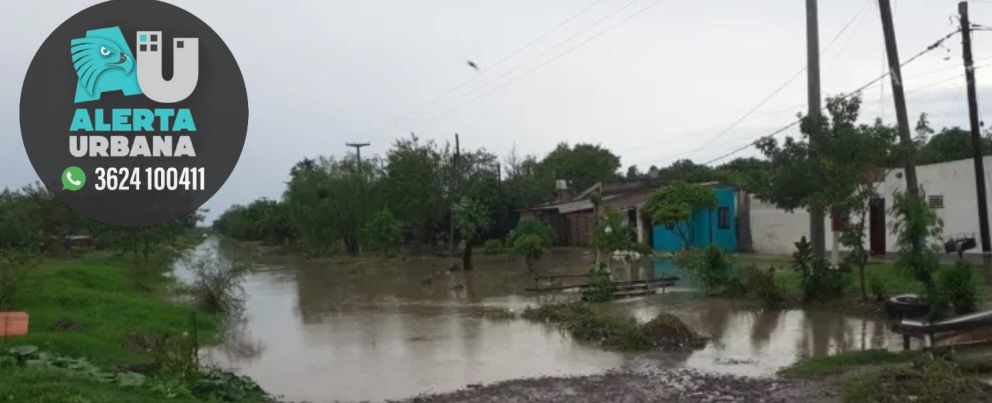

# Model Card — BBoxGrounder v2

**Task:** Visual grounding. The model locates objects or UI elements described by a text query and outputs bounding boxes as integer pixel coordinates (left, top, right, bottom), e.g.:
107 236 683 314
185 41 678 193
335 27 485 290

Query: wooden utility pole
449 134 461 254
806 0 826 259
878 0 920 196
959 1 992 255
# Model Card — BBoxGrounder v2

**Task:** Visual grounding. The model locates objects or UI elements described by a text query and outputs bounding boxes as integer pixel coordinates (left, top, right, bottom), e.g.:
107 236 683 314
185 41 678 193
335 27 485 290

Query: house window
928 195 944 209
717 207 730 229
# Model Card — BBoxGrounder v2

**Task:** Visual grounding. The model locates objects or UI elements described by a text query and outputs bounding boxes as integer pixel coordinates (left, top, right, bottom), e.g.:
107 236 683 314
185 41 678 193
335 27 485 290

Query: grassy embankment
0 251 267 403
780 349 992 403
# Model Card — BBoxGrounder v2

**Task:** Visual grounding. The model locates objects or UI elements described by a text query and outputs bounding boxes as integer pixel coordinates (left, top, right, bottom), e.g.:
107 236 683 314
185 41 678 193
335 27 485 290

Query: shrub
741 265 784 309
675 244 739 295
934 261 978 315
509 219 554 271
582 265 616 303
181 250 246 315
0 250 36 309
481 239 508 255
522 302 707 351
361 209 403 256
868 274 887 302
792 237 846 301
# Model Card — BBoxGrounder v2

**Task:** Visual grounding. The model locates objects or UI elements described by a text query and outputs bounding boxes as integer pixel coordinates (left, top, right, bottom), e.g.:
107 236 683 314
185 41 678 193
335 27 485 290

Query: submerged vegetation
522 302 706 351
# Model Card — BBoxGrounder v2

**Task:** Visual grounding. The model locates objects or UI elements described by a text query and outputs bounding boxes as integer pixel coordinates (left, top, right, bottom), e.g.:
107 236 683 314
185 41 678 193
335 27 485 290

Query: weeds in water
581 265 616 303
181 249 247 315
741 265 784 309
522 302 706 351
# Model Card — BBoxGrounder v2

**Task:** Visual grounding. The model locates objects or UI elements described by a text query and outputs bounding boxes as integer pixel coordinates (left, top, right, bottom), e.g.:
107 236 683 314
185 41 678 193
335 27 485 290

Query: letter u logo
135 31 198 103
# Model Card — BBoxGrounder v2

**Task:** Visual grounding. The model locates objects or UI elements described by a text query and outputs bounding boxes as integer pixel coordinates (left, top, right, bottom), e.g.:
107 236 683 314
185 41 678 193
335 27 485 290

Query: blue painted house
653 184 738 252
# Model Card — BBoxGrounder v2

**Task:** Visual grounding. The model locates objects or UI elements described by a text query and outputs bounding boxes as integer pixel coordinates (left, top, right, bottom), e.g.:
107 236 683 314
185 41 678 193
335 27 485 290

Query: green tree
361 209 403 256
452 197 490 270
538 143 621 191
644 182 717 249
890 190 943 300
383 135 445 248
919 126 992 164
508 219 554 271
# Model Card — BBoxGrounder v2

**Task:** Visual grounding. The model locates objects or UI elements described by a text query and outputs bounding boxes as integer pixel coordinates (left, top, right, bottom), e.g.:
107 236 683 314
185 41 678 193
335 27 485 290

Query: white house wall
749 156 992 256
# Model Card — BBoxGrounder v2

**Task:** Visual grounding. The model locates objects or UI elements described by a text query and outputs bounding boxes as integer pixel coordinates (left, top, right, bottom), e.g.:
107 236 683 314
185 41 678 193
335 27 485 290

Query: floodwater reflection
181 239 908 402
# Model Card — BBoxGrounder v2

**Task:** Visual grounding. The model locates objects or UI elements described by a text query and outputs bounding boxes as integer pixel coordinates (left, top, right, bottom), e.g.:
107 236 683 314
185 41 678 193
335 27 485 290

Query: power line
684 0 873 155
422 0 662 121
698 29 963 167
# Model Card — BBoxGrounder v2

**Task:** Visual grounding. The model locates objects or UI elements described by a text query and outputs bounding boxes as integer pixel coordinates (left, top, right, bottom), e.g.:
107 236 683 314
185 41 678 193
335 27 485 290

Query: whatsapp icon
61 166 86 191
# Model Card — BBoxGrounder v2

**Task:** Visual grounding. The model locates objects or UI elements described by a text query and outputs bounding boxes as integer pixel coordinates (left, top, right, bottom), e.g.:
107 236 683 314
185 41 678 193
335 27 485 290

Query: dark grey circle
20 0 248 227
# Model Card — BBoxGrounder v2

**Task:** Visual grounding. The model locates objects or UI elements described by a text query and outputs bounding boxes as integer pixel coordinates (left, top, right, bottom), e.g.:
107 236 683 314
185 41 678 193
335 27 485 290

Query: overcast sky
4 0 992 222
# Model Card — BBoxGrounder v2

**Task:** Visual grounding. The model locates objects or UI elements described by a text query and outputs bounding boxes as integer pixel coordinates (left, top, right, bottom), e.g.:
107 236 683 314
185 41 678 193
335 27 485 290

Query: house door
869 198 886 255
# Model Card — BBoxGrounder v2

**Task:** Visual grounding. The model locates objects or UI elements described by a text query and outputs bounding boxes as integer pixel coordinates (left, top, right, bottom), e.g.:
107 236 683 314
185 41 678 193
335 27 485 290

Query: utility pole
345 142 370 165
449 134 461 254
959 1 992 256
878 0 920 196
806 0 826 259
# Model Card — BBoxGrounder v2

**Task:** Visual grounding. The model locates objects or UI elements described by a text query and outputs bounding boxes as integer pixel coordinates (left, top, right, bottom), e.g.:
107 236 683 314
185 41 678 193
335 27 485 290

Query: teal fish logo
70 27 142 103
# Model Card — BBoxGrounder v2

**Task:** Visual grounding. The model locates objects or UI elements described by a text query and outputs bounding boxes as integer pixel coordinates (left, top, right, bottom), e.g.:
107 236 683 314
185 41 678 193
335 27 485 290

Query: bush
0 250 36 309
481 239 508 255
869 273 887 302
522 302 707 351
675 244 739 295
181 250 246 315
361 209 403 256
582 265 616 303
934 261 978 315
741 265 784 309
792 237 846 301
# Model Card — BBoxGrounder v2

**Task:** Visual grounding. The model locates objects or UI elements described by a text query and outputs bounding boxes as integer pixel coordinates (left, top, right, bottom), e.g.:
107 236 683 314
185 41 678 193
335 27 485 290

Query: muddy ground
402 369 836 403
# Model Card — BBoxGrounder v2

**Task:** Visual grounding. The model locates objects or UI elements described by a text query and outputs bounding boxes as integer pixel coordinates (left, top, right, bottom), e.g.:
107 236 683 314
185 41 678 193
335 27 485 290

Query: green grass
778 349 922 378
3 252 217 366
0 366 207 403
0 252 232 402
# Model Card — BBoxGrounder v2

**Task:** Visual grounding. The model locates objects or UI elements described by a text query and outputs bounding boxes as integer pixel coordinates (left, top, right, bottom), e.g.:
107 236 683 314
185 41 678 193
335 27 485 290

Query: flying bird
466 59 480 71
70 36 134 96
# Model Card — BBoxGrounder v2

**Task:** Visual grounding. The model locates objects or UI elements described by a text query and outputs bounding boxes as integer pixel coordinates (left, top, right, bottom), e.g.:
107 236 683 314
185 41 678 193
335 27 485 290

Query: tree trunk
462 243 473 271
859 258 867 301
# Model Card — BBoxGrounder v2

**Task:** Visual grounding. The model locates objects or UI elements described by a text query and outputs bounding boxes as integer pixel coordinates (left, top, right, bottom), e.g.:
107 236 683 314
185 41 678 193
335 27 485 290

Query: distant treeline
213 124 985 256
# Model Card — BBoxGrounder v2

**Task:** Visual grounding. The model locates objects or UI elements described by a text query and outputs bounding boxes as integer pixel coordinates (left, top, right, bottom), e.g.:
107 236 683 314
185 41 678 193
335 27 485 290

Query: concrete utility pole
959 1 992 256
806 0 826 259
878 0 920 196
345 142 370 165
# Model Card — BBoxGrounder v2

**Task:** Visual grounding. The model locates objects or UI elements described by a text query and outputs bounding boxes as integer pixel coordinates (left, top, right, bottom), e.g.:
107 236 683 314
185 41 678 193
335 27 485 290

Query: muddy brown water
175 238 910 403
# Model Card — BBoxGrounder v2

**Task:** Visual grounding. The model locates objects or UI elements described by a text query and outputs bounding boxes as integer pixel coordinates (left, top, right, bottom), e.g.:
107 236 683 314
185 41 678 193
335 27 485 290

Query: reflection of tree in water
749 310 783 352
799 310 858 357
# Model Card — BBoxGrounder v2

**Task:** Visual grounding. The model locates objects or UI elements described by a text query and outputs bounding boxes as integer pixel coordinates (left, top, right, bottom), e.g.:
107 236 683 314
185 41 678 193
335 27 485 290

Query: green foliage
582 265 617 303
383 135 445 245
674 244 739 295
521 302 706 351
741 265 784 309
509 219 554 270
213 199 295 245
890 190 943 298
754 95 895 225
644 183 717 249
590 209 639 255
791 237 846 301
869 273 887 301
361 209 403 255
841 357 989 403
99 213 201 287
779 349 921 378
934 261 978 315
481 239 508 255
918 126 992 164
285 157 377 256
182 250 246 314
0 250 36 309
452 197 490 243
538 142 621 191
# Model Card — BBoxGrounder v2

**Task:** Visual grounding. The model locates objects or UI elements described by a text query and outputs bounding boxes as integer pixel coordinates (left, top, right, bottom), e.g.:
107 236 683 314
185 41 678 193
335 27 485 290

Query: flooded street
183 238 907 402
